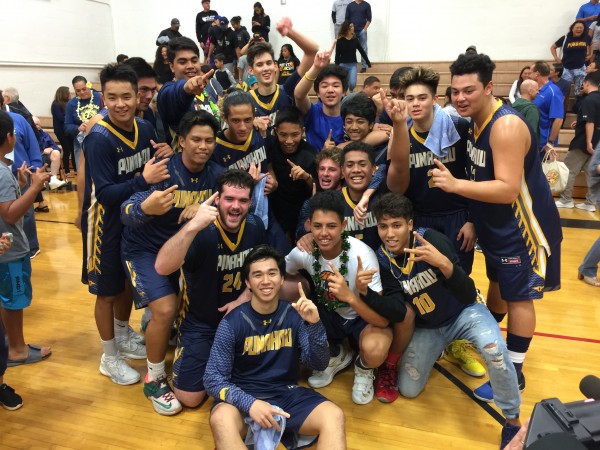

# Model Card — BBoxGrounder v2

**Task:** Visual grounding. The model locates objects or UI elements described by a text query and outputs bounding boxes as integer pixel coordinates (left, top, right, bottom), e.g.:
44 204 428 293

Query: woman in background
251 2 270 42
508 66 531 104
277 44 300 84
335 20 371 92
153 45 174 85
51 86 75 176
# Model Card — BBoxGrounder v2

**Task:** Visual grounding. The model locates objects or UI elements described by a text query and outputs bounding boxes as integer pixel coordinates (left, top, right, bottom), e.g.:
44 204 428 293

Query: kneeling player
204 245 346 450
361 193 522 447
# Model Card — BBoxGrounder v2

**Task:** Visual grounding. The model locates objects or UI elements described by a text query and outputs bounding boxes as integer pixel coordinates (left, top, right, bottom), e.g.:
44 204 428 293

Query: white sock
101 338 118 357
146 359 166 382
114 319 129 340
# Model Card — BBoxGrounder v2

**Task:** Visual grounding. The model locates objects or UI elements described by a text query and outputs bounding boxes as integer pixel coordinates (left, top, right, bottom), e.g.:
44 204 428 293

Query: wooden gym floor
1 187 599 450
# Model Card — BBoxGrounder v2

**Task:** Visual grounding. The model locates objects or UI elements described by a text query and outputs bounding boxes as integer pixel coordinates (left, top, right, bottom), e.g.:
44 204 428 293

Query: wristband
304 73 317 82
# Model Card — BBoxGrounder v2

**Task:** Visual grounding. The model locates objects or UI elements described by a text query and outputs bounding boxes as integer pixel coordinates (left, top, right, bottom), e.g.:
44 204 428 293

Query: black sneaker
0 383 23 410
500 422 521 449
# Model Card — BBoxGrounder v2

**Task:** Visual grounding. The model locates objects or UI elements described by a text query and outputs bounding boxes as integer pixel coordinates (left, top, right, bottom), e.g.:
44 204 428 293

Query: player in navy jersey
432 53 562 405
246 17 318 136
204 245 346 450
81 63 170 386
120 110 223 415
361 194 521 447
155 170 267 409
157 37 215 149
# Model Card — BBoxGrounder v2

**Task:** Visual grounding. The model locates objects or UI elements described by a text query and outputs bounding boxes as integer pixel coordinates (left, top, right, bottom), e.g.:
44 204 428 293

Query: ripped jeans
398 303 521 419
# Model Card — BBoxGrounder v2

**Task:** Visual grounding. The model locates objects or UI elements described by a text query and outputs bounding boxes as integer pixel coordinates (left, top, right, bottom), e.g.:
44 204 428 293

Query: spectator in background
32 116 66 191
116 54 129 64
332 0 353 38
342 75 381 107
556 72 600 211
379 66 413 125
550 63 572 99
2 88 38 140
508 66 531 104
231 16 250 58
207 16 237 73
465 45 478 55
51 86 75 176
156 18 182 46
589 15 600 64
530 60 564 153
578 143 600 287
247 75 258 90
335 20 371 92
345 0 372 73
511 80 540 143
213 54 236 90
153 45 173 85
442 86 460 117
251 2 271 42
278 44 301 84
196 0 218 60
551 20 591 108
577 0 600 27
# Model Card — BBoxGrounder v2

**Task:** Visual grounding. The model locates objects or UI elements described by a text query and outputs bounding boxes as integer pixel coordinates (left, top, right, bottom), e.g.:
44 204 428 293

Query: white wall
0 0 582 117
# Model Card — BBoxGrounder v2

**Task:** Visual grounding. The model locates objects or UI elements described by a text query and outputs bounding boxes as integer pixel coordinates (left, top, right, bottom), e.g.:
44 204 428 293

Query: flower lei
76 82 100 122
311 231 350 311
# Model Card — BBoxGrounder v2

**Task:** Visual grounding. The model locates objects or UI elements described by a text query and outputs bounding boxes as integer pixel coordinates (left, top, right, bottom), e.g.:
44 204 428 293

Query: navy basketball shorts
413 210 474 274
172 315 216 393
122 251 179 309
316 304 367 350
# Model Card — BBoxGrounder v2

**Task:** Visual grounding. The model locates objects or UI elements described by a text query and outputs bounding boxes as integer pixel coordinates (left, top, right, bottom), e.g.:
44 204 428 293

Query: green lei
311 231 350 311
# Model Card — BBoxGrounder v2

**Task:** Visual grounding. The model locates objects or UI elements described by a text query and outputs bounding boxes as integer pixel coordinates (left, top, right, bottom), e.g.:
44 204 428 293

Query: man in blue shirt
345 0 372 73
530 61 564 152
577 0 600 27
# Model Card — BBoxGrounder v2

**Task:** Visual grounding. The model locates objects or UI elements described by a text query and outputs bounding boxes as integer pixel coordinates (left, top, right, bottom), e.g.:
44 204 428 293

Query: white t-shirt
286 236 382 320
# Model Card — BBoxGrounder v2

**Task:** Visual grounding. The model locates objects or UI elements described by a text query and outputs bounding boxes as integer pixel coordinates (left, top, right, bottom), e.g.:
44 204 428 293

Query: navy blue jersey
182 214 267 327
137 108 156 132
121 155 224 255
250 72 299 134
82 117 155 264
405 118 470 215
212 129 268 173
467 102 562 274
376 228 475 328
203 300 329 414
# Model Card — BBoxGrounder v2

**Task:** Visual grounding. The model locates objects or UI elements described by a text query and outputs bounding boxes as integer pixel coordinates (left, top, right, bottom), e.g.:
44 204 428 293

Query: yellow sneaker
444 340 486 377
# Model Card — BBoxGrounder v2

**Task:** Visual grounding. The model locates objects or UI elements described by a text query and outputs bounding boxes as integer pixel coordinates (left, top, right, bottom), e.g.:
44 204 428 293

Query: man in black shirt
156 18 182 46
195 0 218 59
207 16 237 73
231 16 250 59
556 72 600 212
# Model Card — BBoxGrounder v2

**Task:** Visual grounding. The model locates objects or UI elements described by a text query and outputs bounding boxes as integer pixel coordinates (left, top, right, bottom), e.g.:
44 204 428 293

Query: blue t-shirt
533 81 564 148
577 1 600 27
304 101 344 151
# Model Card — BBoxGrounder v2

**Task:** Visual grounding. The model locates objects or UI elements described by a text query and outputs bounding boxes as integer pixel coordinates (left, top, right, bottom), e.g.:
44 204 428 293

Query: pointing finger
328 262 342 276
162 184 179 195
412 231 429 245
357 255 363 271
433 159 447 171
287 159 298 168
326 128 333 141
329 40 336 54
297 282 306 299
312 182 317 197
203 191 219 205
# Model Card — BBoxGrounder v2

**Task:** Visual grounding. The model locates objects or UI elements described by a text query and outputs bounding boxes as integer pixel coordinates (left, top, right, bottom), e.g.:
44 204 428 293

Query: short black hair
122 57 157 81
373 193 413 222
167 37 200 63
274 106 304 128
315 64 349 93
309 190 345 222
247 42 274 67
450 53 496 86
216 169 255 198
0 110 14 147
222 90 254 117
72 75 87 86
532 61 550 77
341 93 377 123
179 110 220 139
341 141 375 165
231 16 242 24
241 244 286 281
363 76 380 87
584 71 600 87
99 63 138 93
389 67 413 90
116 54 129 64
214 53 225 62
552 63 564 78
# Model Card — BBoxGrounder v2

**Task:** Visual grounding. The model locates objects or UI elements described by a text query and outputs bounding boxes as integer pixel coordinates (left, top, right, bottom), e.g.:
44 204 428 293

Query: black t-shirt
267 137 317 233
570 90 600 151
555 33 591 69
209 28 237 63
196 10 218 43
235 26 251 49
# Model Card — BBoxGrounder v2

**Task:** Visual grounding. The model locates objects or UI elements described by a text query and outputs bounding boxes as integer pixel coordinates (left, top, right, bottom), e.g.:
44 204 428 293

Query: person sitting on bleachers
32 117 66 191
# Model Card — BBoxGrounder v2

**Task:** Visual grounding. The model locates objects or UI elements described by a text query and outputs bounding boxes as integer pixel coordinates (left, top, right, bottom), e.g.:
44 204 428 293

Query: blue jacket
8 112 42 173
64 91 103 137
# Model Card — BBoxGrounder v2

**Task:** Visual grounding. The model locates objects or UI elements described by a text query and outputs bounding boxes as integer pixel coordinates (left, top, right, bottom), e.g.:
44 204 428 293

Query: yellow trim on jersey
381 246 414 275
410 126 426 145
219 387 228 401
215 218 247 252
195 92 206 103
342 187 358 209
250 85 280 111
124 203 133 215
97 119 139 149
473 99 502 141
216 130 254 152
86 182 104 275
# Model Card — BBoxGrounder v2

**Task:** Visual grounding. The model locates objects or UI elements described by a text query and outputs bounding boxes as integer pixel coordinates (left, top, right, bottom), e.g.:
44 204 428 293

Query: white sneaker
352 364 375 405
99 353 140 385
555 199 574 208
128 325 145 345
48 176 66 190
575 202 596 212
115 334 147 360
308 345 354 388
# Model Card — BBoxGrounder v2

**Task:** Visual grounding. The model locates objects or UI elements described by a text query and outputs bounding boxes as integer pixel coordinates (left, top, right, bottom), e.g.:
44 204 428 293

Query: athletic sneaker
99 353 140 385
555 199 574 208
144 375 182 416
500 422 522 449
352 363 375 405
575 202 596 212
375 361 399 403
444 340 486 377
128 325 145 345
473 373 525 403
115 334 147 360
307 344 354 388
49 176 66 190
0 383 23 410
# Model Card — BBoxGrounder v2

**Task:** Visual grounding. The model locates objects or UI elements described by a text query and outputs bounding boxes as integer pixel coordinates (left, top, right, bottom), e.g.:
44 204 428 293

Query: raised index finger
357 255 364 271
297 282 306 299
162 184 179 195
286 159 297 168
412 231 430 246
203 191 219 205
326 128 333 141
329 40 337 55
432 158 447 171
328 261 342 276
